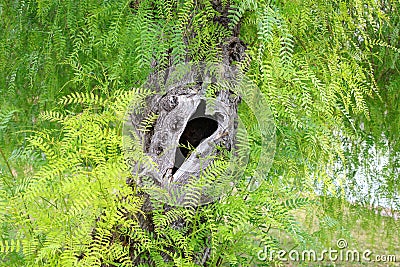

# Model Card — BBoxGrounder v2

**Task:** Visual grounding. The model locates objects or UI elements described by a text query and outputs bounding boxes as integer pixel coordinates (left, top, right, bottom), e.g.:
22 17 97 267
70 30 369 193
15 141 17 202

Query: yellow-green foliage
0 90 317 266
227 0 399 201
0 0 399 266
1 90 148 266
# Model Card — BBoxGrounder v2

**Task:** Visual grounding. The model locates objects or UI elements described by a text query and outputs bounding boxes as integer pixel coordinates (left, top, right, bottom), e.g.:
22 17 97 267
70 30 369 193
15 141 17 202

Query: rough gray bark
127 63 242 207
122 3 247 266
124 54 246 267
125 62 243 265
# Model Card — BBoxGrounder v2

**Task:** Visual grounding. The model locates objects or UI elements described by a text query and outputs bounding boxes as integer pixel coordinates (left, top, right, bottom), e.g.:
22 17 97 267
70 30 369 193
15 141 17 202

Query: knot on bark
223 37 247 64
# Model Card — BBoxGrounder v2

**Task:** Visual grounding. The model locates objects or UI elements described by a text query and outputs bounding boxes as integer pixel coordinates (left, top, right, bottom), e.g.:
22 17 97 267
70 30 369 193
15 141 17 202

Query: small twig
0 147 15 196
0 147 15 179
201 247 211 265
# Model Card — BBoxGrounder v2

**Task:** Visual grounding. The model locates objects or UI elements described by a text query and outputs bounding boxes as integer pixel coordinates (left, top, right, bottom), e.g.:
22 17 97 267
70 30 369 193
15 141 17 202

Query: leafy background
0 0 399 266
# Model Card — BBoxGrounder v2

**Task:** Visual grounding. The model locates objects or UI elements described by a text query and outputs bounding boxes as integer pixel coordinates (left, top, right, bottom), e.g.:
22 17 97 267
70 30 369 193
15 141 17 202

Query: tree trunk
123 2 247 265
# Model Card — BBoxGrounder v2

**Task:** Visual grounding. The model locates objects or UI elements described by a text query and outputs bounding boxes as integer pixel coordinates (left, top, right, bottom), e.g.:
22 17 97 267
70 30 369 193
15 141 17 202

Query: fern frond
39 110 66 123
59 92 106 107
0 109 18 131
